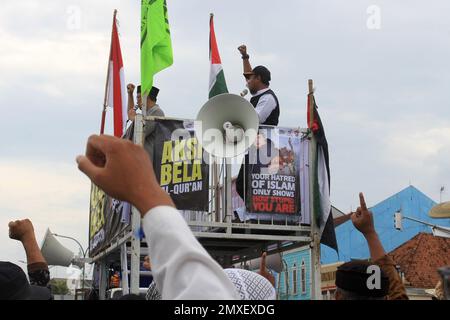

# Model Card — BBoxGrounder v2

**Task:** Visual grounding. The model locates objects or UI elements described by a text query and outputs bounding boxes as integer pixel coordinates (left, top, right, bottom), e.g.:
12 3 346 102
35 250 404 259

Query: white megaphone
247 252 283 273
196 93 259 158
40 228 76 267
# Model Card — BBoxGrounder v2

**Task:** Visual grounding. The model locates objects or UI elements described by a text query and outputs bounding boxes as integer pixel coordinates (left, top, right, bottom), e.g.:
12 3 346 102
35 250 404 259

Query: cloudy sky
1 0 449 270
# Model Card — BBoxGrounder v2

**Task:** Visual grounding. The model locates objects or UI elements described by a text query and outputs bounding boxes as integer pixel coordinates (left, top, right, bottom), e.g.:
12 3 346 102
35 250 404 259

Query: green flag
141 0 173 95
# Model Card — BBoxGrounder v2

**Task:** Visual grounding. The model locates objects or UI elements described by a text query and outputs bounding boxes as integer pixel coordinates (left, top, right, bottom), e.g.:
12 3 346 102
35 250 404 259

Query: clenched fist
76 135 174 216
9 219 35 242
127 83 135 95
238 44 248 56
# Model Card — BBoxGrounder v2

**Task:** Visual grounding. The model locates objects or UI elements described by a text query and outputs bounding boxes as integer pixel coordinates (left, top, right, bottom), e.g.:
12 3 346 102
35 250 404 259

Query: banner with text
88 127 133 257
153 119 209 211
246 127 301 215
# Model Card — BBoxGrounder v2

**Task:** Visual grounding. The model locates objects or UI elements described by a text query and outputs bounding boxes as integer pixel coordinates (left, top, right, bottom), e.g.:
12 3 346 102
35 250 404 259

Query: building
276 245 311 300
320 262 344 299
318 185 450 299
321 185 450 264
50 265 93 297
388 232 450 299
274 206 346 300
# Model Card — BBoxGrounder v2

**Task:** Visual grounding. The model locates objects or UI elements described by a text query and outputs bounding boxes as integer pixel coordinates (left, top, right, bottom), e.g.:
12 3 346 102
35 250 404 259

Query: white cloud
386 126 450 167
0 160 90 263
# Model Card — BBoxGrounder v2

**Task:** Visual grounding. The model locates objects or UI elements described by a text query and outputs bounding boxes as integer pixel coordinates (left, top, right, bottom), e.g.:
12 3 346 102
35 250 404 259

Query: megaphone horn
196 93 259 158
256 252 284 273
40 228 75 267
240 252 283 273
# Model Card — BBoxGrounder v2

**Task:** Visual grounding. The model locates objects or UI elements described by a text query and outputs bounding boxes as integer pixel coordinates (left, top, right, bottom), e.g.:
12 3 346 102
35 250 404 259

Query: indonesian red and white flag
107 14 126 137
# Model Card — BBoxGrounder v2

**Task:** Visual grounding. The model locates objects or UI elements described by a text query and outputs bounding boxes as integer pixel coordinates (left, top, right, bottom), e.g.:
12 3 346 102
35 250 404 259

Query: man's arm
142 206 239 299
258 252 275 287
9 219 50 287
351 195 385 261
127 83 136 121
352 193 408 300
76 135 239 299
238 45 252 75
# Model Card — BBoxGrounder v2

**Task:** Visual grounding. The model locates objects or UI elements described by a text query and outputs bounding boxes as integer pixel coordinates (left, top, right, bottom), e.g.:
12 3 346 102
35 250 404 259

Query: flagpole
308 79 322 300
308 80 314 125
209 12 222 223
100 9 117 134
97 11 117 299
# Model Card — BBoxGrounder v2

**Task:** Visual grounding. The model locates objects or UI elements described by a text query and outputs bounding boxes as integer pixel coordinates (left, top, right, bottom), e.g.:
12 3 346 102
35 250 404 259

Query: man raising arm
235 45 281 204
76 135 238 300
238 44 252 75
351 192 408 300
127 83 137 121
9 219 50 288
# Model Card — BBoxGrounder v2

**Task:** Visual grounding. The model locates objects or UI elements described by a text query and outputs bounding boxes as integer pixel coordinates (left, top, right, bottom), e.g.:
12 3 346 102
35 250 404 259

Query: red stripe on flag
209 15 222 64
307 93 319 132
110 16 124 137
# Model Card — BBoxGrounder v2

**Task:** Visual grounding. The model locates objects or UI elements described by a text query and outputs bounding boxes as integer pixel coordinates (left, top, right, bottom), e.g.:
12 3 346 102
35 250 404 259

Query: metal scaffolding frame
91 80 322 300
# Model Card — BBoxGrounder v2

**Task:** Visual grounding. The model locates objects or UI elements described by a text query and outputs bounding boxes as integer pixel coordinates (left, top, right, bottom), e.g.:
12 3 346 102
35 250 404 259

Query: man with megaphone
235 45 281 208
238 44 280 126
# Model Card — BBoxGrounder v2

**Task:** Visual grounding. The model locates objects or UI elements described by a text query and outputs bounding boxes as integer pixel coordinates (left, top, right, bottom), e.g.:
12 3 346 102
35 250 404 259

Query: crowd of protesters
1 45 448 301
2 133 448 300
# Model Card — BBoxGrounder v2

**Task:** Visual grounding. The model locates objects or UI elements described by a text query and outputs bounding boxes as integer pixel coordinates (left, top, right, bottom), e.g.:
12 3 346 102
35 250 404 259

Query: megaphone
196 93 259 158
40 228 75 267
246 252 283 273
429 201 450 219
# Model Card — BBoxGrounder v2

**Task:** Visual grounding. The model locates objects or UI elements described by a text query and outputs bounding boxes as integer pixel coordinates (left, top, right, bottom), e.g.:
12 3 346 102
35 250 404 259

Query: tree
50 279 70 295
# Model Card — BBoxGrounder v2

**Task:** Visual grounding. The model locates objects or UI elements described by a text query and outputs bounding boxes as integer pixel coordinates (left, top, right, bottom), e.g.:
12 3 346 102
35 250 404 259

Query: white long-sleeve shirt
252 88 277 124
142 206 239 300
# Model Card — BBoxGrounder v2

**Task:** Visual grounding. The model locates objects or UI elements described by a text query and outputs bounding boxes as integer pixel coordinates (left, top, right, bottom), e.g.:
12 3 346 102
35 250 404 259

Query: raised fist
76 134 174 216
127 83 135 95
238 44 247 56
9 219 35 242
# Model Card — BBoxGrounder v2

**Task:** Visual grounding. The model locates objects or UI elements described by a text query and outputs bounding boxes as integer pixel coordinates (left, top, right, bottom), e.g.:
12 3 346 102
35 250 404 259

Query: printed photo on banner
88 129 134 257
246 126 301 215
89 183 106 257
89 182 132 257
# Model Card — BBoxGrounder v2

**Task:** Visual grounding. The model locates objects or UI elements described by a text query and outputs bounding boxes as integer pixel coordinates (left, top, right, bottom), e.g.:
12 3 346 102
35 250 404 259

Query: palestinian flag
308 94 338 252
107 12 126 137
209 14 228 98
